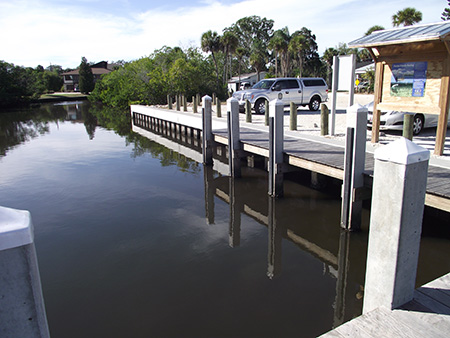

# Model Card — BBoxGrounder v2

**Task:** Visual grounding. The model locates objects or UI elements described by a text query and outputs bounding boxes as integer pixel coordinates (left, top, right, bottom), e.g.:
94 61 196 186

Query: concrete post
403 113 414 141
227 97 241 178
202 95 213 165
340 104 367 231
331 55 339 135
289 102 297 130
245 99 252 123
363 138 429 313
268 98 284 197
0 206 50 337
321 103 329 136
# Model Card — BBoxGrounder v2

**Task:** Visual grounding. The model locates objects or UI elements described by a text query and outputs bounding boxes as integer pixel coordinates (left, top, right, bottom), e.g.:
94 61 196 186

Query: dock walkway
320 272 450 337
130 105 450 212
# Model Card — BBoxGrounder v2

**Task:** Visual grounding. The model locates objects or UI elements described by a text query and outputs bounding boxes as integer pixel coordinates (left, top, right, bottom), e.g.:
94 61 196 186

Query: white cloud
0 0 445 68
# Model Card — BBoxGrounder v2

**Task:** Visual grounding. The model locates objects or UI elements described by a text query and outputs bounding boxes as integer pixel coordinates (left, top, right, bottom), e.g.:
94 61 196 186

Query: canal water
0 101 449 337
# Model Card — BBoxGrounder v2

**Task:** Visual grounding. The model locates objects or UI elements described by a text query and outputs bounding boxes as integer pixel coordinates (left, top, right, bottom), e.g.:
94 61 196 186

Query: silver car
366 101 450 135
232 77 328 114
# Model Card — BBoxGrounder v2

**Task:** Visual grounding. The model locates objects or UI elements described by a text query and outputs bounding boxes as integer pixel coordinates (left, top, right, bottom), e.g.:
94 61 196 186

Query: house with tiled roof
61 61 114 92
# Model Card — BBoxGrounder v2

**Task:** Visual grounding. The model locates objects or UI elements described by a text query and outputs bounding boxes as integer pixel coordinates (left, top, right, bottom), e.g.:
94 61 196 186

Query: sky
0 0 446 69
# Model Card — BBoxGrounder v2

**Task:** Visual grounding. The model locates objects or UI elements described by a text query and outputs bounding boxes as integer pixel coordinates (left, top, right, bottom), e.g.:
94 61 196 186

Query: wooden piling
290 102 297 130
167 95 172 110
245 99 252 123
321 103 329 136
216 98 221 118
403 114 414 140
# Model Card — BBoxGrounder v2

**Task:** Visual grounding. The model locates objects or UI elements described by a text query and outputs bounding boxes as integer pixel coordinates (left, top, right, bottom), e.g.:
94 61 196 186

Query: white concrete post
363 138 429 313
0 206 50 337
227 97 241 178
269 98 284 197
202 95 213 165
330 55 339 135
348 54 356 107
340 104 367 230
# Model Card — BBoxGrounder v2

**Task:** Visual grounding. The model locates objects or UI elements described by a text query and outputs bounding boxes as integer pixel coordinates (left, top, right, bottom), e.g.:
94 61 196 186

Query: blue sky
0 0 446 68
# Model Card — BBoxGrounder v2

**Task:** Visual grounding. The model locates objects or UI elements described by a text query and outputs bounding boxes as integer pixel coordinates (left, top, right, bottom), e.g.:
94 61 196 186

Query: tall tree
365 25 385 36
269 28 290 77
221 31 238 84
201 30 222 92
289 27 317 78
249 39 266 81
79 57 94 93
392 7 422 27
442 1 450 21
235 47 246 88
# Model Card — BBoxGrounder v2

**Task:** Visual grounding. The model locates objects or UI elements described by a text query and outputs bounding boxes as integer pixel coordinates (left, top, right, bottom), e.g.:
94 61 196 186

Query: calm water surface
0 101 449 337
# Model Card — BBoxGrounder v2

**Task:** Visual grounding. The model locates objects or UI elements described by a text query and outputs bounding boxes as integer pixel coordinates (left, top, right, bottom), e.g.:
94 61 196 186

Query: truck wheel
308 96 321 111
254 99 267 115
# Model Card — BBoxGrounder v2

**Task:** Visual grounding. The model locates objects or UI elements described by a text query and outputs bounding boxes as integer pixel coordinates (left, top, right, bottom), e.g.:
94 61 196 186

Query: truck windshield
253 80 275 89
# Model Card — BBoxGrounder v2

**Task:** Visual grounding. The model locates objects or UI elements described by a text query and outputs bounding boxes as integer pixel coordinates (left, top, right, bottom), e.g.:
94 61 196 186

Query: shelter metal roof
349 21 450 48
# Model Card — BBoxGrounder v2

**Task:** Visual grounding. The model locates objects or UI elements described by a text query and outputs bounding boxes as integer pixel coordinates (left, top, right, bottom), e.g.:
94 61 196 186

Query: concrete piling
0 206 50 338
227 97 241 178
268 99 284 198
202 95 213 165
363 138 429 313
340 104 367 231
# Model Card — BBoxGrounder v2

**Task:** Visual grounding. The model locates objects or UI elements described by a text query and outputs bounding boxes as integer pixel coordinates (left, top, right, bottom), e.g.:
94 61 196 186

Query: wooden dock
130 105 450 213
319 272 450 337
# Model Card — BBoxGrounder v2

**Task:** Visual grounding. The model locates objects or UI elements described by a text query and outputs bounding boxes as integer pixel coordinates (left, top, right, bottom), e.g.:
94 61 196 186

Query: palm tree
289 32 309 78
392 7 422 27
365 25 385 36
235 47 246 89
201 30 222 92
269 28 290 77
221 31 239 84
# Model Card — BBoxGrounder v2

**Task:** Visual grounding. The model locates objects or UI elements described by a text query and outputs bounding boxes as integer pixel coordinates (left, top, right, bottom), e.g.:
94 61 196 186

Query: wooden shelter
349 22 450 155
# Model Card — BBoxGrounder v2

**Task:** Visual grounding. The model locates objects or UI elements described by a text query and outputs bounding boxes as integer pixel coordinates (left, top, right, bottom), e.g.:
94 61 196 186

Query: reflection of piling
268 99 284 197
202 95 213 165
227 97 241 178
340 105 367 231
0 206 50 337
267 197 285 279
204 165 215 224
363 138 429 313
228 177 241 247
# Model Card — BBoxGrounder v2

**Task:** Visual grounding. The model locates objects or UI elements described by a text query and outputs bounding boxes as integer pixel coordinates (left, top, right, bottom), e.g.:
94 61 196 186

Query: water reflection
202 165 367 325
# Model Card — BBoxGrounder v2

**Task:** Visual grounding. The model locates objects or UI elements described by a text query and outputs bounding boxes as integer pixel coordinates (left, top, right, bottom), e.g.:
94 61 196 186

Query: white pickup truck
232 77 328 114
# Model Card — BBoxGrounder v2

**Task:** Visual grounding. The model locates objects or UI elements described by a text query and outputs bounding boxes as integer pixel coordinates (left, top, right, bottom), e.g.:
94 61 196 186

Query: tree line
2 5 446 110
